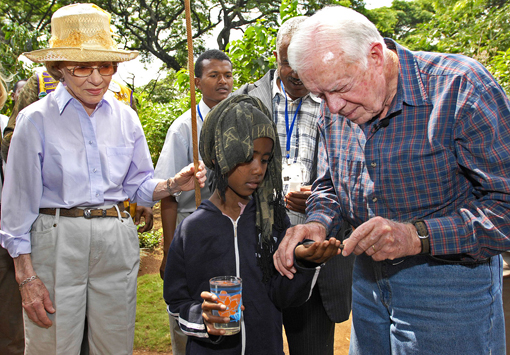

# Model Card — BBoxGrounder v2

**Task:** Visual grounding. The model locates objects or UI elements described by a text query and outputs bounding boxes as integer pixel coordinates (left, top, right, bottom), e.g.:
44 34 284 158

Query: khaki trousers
25 209 139 355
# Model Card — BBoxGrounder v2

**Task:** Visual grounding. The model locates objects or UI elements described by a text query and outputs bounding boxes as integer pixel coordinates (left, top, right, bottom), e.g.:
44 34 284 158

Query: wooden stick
184 0 201 208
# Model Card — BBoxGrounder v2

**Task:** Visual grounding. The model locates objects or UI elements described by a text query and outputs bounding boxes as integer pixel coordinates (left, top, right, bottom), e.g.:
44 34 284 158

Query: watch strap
413 221 430 254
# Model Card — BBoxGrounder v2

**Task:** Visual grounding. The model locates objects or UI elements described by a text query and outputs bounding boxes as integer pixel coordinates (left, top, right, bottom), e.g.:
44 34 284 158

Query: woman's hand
14 254 55 328
173 161 207 192
152 161 207 201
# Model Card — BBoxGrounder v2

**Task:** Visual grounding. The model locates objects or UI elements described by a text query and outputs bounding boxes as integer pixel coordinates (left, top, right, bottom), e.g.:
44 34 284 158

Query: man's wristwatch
413 220 430 254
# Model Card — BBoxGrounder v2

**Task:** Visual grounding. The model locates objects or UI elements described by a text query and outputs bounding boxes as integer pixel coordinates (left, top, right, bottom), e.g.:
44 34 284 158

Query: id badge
282 161 304 195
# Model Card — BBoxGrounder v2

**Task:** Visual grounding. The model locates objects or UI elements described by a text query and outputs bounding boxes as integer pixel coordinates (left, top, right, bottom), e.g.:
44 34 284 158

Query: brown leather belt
39 203 129 219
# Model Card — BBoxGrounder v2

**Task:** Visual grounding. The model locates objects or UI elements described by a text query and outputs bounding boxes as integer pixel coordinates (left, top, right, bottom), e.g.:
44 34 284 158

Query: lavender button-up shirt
1 83 162 257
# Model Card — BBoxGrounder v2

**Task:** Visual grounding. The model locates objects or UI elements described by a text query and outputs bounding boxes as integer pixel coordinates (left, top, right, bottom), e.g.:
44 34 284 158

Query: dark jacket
163 199 320 355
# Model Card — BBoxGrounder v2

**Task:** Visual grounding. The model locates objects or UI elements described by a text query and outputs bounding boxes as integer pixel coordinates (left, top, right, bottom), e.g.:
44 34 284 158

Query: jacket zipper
229 217 245 355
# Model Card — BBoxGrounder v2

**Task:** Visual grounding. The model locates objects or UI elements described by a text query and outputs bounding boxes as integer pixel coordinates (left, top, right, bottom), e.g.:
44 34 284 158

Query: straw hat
23 3 138 63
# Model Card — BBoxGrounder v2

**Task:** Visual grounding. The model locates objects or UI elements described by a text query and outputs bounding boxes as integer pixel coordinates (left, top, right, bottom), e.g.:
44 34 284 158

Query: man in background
10 79 27 104
235 17 354 355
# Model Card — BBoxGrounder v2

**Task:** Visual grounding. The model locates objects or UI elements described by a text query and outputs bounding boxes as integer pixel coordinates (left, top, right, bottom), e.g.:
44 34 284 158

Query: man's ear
194 77 201 91
369 42 385 68
273 50 278 61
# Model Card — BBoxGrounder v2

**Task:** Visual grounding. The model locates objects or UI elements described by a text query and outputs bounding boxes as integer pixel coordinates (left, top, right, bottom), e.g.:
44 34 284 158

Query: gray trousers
25 209 139 355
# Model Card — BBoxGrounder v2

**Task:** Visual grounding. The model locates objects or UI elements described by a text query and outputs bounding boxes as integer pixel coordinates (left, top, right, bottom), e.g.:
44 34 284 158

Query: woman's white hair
288 6 384 73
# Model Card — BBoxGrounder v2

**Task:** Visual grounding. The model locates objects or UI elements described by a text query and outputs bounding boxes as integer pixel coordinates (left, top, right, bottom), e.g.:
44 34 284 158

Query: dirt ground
134 204 351 355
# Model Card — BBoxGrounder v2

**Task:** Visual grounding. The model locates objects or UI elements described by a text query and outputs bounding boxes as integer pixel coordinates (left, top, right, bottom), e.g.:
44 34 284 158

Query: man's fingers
342 220 378 256
273 253 296 279
133 209 142 225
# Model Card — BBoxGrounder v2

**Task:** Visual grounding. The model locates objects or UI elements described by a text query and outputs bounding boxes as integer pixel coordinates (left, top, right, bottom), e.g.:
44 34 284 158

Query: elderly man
275 6 510 354
236 17 354 355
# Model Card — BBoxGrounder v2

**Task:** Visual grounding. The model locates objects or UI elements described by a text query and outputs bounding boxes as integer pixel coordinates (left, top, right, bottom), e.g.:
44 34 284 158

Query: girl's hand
201 291 245 336
295 237 342 264
201 291 229 336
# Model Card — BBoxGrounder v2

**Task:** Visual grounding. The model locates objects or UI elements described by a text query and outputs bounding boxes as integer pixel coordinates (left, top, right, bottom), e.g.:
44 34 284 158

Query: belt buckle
84 209 92 219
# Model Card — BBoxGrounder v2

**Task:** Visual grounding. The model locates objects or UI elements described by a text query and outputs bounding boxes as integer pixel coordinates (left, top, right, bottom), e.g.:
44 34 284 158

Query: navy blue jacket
163 199 320 355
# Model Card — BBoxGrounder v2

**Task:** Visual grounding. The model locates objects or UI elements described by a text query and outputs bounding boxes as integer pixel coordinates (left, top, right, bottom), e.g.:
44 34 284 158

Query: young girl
163 95 340 354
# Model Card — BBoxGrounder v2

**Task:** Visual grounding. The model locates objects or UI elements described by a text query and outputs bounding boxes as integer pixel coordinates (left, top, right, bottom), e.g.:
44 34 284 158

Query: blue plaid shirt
306 39 510 261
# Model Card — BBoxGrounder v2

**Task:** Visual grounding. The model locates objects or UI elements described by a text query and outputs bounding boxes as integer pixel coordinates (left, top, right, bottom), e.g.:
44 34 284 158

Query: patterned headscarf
200 95 286 282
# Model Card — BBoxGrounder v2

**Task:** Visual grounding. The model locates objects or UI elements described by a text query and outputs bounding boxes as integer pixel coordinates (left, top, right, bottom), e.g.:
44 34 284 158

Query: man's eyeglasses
65 64 118 77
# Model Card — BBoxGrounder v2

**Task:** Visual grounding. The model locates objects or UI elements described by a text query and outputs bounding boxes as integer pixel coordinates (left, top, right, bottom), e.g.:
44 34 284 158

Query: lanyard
281 84 303 160
197 104 204 122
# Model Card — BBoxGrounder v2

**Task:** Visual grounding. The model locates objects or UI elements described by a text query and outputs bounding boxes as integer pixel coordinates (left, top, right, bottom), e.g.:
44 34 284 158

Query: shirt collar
54 82 114 115
385 38 430 111
272 72 321 104
198 98 211 119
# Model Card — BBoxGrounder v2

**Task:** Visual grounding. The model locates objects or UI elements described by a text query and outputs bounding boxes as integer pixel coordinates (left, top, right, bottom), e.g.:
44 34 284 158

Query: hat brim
23 47 139 63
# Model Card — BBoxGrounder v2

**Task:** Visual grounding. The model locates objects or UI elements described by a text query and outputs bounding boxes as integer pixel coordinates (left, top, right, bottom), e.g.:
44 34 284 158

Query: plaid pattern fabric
306 39 510 260
272 76 320 185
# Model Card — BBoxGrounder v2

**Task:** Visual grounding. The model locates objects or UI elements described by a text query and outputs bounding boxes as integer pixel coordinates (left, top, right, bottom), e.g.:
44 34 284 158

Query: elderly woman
0 4 205 354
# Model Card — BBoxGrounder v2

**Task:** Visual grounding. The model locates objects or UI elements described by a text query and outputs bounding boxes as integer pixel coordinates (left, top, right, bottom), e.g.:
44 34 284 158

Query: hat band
49 30 116 51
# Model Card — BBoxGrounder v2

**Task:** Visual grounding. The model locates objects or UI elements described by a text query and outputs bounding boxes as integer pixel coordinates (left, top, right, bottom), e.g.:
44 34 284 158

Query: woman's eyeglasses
65 64 118 77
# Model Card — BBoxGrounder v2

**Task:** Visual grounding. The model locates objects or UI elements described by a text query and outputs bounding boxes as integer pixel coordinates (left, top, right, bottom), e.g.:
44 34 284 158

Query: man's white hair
288 6 384 74
276 16 308 53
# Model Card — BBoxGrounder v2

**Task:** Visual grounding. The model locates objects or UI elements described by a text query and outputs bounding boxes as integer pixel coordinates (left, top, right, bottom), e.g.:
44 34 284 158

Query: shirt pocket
106 146 134 185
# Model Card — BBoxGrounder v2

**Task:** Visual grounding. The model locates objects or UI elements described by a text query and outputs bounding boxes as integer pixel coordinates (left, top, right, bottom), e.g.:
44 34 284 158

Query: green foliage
227 0 364 86
134 274 171 351
401 0 510 66
227 20 277 87
0 23 44 78
138 228 163 249
136 67 199 165
135 91 179 165
0 21 45 115
368 0 434 39
0 0 63 79
367 0 510 94
487 48 510 95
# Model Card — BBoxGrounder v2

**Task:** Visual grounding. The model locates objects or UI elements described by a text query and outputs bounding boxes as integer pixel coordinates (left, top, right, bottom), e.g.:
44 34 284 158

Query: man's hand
295 237 342 264
134 205 153 233
285 186 311 214
342 216 421 260
274 222 327 279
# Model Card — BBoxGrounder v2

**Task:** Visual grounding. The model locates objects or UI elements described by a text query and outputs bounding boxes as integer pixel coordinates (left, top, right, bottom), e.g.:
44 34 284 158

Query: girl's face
226 137 274 202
